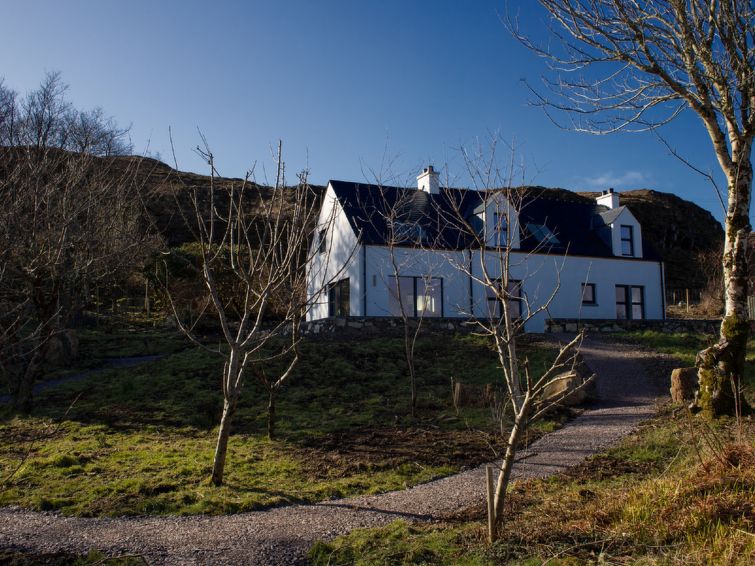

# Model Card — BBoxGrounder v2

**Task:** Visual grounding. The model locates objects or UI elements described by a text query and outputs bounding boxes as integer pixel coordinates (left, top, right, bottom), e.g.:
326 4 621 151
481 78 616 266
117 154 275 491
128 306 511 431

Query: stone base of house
301 317 478 339
545 318 722 334
302 316 729 339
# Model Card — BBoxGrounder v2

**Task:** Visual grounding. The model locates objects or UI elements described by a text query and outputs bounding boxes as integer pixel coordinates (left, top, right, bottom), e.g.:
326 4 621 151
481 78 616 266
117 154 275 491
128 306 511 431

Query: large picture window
620 225 634 256
615 285 643 320
328 278 350 317
388 276 442 318
486 279 523 319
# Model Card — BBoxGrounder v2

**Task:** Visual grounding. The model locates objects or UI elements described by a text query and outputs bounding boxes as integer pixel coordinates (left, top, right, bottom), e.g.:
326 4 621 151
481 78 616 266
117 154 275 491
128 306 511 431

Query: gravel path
0 336 668 565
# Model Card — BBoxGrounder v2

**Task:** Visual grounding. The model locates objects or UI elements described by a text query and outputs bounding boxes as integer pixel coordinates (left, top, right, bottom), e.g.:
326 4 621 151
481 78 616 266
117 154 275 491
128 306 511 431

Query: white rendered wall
306 184 362 321
470 250 664 331
362 246 471 317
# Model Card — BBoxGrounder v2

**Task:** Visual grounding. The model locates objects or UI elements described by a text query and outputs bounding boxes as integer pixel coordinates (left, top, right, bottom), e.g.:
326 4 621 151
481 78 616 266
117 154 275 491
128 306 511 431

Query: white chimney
596 187 620 209
416 165 439 194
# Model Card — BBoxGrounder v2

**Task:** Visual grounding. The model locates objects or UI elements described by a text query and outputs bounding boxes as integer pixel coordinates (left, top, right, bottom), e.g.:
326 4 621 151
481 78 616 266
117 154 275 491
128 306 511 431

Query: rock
670 367 698 402
45 329 79 367
541 353 597 406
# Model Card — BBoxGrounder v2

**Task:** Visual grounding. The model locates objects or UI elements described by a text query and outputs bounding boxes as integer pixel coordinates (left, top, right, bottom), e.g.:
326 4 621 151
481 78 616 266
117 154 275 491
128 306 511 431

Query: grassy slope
309 333 755 565
0 330 560 516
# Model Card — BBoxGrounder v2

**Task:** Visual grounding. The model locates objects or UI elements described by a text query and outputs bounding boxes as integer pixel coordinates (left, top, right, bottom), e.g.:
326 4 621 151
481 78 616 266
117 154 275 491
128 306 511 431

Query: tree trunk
267 388 276 440
696 155 752 418
489 405 528 542
13 345 45 414
404 323 417 418
210 396 237 486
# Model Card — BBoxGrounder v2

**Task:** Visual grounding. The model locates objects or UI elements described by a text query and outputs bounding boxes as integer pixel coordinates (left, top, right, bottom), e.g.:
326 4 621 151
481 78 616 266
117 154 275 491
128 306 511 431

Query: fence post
486 464 495 543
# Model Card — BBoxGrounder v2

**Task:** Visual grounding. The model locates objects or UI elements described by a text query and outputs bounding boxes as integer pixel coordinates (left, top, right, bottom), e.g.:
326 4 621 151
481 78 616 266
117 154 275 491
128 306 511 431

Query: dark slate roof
328 180 661 261
599 206 627 226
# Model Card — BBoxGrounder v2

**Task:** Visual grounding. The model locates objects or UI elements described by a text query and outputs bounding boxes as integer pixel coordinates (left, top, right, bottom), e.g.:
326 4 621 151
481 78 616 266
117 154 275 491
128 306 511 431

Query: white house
307 166 665 332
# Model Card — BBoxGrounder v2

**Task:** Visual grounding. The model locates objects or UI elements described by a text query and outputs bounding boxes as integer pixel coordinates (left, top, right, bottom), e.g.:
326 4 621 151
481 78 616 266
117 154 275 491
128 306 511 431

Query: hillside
121 158 723 289
6 150 719 290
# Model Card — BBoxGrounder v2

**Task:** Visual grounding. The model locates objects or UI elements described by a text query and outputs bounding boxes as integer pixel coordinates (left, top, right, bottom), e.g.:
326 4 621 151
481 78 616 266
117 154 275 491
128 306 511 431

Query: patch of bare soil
296 419 569 480
298 427 505 478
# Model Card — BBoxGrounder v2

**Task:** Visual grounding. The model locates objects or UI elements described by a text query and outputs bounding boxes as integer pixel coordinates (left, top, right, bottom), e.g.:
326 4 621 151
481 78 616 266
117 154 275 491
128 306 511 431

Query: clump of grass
309 520 488 566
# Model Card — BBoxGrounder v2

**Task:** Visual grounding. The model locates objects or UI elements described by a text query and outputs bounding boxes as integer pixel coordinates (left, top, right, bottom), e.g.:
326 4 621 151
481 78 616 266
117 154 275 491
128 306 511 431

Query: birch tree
510 0 753 417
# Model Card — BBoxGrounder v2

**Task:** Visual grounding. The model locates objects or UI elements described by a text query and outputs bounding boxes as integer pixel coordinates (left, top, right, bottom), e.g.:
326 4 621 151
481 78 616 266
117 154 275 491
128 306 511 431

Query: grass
307 332 755 565
309 410 755 565
35 328 188 383
0 330 562 517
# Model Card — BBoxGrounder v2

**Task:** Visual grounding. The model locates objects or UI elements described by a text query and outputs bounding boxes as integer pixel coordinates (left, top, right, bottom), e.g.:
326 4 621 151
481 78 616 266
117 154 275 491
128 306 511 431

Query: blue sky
1 0 748 226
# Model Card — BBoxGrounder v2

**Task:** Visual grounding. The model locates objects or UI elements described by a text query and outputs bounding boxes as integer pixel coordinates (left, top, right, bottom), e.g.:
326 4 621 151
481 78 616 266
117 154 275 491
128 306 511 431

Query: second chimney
596 187 620 209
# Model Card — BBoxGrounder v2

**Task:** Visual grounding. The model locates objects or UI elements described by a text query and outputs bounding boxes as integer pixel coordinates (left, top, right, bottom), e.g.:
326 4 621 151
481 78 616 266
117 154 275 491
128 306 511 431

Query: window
388 276 443 318
318 229 327 254
493 212 508 247
486 279 523 319
615 285 643 320
526 223 561 246
328 278 350 317
581 283 597 305
620 225 634 256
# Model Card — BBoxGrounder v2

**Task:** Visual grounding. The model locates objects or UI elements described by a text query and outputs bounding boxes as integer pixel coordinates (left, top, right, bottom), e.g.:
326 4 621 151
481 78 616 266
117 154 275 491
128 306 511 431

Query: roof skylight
526 223 561 245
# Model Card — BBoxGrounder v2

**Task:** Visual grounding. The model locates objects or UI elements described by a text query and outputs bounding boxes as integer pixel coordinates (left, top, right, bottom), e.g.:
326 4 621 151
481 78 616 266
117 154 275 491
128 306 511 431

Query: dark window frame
486 278 523 319
328 278 350 317
318 228 327 254
389 275 444 318
581 283 597 305
620 224 634 256
615 284 644 320
493 211 508 247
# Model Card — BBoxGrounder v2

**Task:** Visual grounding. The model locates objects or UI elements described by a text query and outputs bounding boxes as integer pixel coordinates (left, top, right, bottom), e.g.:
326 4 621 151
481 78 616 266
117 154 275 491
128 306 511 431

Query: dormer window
493 212 508 247
620 225 634 256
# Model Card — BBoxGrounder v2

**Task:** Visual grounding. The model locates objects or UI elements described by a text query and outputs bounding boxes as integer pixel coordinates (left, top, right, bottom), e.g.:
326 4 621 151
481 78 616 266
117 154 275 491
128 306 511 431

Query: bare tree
358 171 446 417
509 0 753 417
164 139 346 485
0 74 146 410
441 141 595 542
0 146 153 410
0 72 131 155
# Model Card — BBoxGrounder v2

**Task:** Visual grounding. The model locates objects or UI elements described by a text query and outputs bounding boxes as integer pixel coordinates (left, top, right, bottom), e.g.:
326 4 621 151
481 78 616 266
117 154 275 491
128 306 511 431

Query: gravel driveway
0 336 669 565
